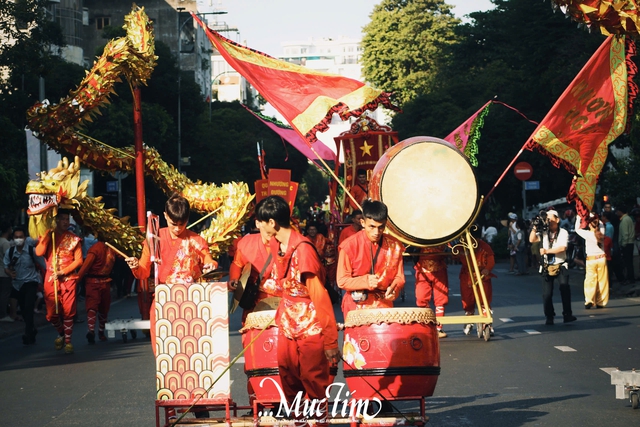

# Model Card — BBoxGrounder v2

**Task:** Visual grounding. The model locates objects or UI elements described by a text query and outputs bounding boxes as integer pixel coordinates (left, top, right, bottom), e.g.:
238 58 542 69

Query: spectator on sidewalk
616 205 636 285
4 226 44 344
0 222 13 322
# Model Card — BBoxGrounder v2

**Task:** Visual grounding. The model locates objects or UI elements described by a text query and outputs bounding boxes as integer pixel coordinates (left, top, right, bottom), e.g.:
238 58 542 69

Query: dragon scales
24 6 252 258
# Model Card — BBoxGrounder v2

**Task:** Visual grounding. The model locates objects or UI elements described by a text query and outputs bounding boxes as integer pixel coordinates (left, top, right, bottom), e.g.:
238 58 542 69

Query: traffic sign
525 180 540 190
514 162 533 181
106 181 118 192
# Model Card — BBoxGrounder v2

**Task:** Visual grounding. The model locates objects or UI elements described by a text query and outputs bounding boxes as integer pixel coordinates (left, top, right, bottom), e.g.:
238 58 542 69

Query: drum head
373 137 479 246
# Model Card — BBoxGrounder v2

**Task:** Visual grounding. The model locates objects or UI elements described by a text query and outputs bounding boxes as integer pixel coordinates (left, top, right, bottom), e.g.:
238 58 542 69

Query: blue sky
197 0 495 56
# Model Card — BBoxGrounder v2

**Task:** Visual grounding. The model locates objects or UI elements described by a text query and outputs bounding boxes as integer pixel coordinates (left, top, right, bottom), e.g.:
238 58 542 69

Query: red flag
193 14 400 145
443 101 492 166
525 35 636 219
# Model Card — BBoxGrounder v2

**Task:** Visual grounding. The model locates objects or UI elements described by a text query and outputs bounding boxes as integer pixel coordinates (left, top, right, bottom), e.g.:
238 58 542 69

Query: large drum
240 309 337 402
342 307 440 399
370 136 480 246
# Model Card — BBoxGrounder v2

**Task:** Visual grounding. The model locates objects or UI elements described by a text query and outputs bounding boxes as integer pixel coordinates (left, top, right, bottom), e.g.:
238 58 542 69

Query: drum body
342 308 440 399
240 310 281 401
241 309 336 401
370 136 480 246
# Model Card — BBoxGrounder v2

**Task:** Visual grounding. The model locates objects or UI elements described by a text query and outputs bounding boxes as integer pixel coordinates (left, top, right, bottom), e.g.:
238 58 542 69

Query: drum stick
187 205 222 230
308 144 362 211
402 252 450 257
105 242 129 259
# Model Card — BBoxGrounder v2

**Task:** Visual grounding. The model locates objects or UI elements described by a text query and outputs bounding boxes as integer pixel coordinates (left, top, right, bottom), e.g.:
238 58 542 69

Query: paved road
1 262 638 426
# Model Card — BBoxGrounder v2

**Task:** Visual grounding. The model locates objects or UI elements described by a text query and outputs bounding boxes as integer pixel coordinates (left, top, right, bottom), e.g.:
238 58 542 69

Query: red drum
342 308 440 399
240 309 337 401
240 310 281 401
370 136 480 246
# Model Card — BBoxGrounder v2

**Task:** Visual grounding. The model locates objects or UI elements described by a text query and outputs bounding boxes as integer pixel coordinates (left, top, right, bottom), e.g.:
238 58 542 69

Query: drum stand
440 226 494 341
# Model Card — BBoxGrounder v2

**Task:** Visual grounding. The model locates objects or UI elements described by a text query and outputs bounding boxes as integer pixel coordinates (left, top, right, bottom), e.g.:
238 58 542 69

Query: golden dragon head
26 156 88 238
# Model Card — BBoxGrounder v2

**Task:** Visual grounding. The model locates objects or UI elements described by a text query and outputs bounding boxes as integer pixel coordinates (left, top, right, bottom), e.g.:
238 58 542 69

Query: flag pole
308 144 362 211
484 146 526 203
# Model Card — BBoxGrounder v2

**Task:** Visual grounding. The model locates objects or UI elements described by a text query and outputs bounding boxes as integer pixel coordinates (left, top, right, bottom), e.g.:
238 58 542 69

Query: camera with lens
532 210 548 233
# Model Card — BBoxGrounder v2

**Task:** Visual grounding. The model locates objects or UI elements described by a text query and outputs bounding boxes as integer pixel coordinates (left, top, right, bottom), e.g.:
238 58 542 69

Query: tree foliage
361 0 461 105
386 0 612 218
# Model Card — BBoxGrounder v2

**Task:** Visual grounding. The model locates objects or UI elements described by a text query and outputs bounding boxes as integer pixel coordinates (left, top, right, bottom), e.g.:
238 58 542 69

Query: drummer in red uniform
414 245 450 338
347 169 369 212
125 194 217 350
256 196 340 424
336 200 405 318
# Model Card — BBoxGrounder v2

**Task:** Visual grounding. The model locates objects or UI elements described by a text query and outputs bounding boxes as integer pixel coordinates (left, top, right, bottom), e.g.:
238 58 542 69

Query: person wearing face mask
4 226 45 345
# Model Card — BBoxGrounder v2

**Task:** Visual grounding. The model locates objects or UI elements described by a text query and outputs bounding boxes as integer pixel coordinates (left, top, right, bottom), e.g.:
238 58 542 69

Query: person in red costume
347 169 369 212
336 200 405 319
306 223 326 255
414 245 449 338
338 209 363 246
35 210 83 354
228 208 276 413
76 239 116 344
228 214 275 320
125 194 217 351
256 196 340 425
125 194 216 421
456 230 495 336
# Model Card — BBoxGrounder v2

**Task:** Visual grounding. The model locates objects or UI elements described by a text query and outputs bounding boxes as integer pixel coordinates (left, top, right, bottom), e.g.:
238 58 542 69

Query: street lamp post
177 9 228 171
177 7 185 173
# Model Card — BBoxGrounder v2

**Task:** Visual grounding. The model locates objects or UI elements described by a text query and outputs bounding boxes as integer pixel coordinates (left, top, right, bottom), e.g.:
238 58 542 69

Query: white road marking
451 293 461 297
600 367 619 375
524 329 541 335
500 318 513 323
555 346 576 352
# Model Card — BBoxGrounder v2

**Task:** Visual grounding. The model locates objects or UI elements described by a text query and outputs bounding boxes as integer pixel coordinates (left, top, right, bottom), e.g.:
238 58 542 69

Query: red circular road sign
514 162 533 181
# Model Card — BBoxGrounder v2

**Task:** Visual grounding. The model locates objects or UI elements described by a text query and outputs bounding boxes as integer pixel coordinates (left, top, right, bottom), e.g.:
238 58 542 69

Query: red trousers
44 277 77 343
459 275 492 314
85 279 111 333
44 277 77 320
415 269 449 316
277 331 331 404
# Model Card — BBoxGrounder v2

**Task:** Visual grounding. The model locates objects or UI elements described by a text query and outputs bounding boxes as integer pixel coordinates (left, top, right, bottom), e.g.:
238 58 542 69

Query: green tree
361 0 461 105
391 0 606 215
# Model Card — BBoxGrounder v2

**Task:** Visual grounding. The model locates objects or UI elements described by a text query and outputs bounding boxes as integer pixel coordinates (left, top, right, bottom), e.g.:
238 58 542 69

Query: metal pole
177 7 184 173
39 77 47 172
522 180 527 220
117 174 123 217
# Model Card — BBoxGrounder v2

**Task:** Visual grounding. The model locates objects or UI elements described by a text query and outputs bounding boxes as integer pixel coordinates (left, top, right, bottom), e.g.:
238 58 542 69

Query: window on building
96 17 110 30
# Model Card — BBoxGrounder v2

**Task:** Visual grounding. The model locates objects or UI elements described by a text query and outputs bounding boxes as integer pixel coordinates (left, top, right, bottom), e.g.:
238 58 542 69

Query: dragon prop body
25 6 252 258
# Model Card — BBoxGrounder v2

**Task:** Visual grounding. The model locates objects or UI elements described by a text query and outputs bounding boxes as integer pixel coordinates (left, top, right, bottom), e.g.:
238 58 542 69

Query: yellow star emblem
360 141 373 157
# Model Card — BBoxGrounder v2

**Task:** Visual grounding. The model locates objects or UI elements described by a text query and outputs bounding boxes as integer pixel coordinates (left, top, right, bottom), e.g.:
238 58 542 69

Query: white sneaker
463 323 474 335
0 315 14 323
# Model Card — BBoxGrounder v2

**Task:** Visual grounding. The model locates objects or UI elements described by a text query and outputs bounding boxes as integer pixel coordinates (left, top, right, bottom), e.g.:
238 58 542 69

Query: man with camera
529 209 577 325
